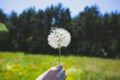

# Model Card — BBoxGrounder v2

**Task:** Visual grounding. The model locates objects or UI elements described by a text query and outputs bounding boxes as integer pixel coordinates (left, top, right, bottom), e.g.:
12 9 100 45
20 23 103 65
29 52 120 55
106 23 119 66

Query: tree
0 9 8 23
0 23 9 50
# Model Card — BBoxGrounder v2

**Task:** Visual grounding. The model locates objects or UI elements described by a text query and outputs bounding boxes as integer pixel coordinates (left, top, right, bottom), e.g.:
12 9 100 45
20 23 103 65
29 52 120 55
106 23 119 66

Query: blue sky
0 0 120 17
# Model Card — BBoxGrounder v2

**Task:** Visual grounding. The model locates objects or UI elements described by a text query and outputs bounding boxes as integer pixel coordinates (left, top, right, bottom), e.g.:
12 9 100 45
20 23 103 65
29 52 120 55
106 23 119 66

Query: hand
36 64 66 80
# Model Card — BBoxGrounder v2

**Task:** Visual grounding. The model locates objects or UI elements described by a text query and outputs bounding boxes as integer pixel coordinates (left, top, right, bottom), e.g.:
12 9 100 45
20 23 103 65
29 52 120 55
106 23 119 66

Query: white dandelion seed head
48 28 71 49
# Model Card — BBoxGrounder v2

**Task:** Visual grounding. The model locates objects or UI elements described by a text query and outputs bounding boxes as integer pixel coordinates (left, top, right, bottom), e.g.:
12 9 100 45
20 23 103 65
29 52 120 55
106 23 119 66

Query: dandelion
48 27 71 64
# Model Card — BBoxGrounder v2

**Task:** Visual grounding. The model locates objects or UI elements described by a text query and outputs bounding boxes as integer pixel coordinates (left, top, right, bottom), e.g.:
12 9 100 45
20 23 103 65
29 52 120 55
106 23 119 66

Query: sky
0 0 120 17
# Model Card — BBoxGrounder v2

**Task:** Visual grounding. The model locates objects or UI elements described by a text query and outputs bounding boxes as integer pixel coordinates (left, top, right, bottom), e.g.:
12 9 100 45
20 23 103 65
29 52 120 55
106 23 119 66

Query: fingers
59 76 66 80
36 64 66 80
54 64 67 80
55 64 63 72
56 69 65 78
57 74 66 80
63 75 66 79
56 67 66 80
50 64 62 73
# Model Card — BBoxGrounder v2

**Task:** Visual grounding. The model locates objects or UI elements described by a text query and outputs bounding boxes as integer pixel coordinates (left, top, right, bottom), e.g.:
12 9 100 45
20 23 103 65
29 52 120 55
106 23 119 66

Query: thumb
50 64 63 73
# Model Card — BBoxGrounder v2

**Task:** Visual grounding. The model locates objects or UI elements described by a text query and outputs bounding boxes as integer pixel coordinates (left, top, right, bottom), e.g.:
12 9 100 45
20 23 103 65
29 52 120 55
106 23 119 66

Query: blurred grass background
0 52 120 80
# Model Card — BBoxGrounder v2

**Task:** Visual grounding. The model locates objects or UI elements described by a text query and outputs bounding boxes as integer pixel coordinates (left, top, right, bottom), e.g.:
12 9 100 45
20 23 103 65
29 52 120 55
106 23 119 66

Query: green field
0 52 120 80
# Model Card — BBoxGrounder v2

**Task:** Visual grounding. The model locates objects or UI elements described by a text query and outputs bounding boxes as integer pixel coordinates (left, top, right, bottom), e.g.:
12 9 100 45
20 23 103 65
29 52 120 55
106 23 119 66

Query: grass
0 52 120 80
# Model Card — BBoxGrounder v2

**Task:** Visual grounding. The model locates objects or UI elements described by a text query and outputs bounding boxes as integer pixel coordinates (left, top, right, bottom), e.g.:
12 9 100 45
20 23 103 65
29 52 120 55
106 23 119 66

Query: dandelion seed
48 27 71 64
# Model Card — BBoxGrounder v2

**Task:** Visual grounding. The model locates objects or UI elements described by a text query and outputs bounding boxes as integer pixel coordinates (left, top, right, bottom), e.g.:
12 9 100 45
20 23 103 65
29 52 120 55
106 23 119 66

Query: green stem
58 44 61 64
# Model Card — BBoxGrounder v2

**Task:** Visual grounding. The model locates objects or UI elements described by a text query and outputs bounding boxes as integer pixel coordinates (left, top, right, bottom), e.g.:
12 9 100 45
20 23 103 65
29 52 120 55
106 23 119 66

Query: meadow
0 52 120 80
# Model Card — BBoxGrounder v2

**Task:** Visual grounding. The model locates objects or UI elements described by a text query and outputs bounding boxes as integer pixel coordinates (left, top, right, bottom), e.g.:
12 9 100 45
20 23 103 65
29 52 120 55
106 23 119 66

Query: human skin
36 64 66 80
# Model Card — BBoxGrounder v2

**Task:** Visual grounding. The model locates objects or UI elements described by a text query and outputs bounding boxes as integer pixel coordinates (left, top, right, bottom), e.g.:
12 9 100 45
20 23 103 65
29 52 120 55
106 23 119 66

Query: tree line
0 4 120 58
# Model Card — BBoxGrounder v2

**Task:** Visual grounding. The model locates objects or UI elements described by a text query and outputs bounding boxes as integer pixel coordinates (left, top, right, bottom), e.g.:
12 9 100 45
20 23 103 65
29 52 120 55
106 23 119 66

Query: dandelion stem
58 44 61 64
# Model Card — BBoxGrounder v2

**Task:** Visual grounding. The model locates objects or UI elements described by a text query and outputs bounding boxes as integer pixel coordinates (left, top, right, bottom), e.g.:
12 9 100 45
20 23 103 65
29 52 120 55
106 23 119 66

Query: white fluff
48 28 71 49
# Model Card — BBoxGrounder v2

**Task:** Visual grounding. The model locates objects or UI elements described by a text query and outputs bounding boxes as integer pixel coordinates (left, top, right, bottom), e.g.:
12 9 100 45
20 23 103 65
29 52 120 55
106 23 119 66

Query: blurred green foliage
0 52 120 80
0 4 120 58
0 23 8 32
